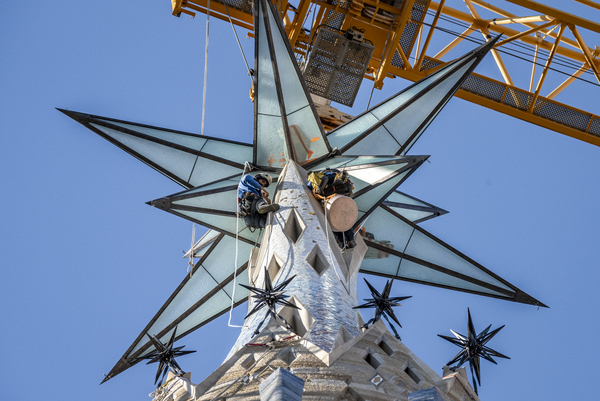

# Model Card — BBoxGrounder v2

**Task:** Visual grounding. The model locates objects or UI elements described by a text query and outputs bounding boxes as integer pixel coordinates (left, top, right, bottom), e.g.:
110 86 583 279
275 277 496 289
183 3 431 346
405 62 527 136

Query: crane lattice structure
171 0 600 146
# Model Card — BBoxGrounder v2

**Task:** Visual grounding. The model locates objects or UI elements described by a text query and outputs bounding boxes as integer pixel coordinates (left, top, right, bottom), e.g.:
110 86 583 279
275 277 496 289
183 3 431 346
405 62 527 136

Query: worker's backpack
330 170 352 196
308 168 353 198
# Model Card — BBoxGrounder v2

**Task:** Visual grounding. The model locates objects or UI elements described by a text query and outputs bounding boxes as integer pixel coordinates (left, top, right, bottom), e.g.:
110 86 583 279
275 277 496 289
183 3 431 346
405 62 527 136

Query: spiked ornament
438 308 510 394
137 327 196 387
239 268 300 335
353 279 411 339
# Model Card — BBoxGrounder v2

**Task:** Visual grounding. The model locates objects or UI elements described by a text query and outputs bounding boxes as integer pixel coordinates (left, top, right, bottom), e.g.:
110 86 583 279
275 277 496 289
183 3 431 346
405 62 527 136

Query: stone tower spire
227 161 366 362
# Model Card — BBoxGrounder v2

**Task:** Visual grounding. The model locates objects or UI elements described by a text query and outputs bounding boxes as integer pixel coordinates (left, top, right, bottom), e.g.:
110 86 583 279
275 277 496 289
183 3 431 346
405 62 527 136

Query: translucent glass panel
172 188 238 214
287 107 328 164
309 156 422 224
360 207 517 298
183 177 241 195
360 254 509 298
344 126 401 155
383 190 447 223
175 290 234 335
326 55 478 155
125 235 252 359
90 123 243 188
254 0 329 167
403 228 512 291
176 210 262 244
201 140 253 165
349 162 409 193
387 208 434 223
327 112 379 151
385 190 428 207
310 156 403 171
255 0 286 167
97 119 208 150
161 172 281 218
94 118 252 167
378 60 476 153
265 4 310 115
187 160 244 189
354 170 411 221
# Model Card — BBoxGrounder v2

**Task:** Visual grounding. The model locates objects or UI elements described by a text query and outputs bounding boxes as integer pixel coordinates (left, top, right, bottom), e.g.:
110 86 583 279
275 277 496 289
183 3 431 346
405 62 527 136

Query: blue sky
2 1 600 400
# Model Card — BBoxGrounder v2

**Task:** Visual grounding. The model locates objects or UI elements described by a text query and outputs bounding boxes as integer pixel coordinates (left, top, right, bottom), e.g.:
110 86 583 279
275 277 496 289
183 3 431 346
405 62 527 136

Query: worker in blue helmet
238 173 280 229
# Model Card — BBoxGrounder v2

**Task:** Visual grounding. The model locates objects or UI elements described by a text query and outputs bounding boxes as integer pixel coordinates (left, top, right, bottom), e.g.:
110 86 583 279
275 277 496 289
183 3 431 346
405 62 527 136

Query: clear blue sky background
2 1 600 400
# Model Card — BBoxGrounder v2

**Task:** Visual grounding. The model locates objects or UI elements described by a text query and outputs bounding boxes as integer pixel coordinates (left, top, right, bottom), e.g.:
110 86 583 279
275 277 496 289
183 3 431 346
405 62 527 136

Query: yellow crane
170 0 600 147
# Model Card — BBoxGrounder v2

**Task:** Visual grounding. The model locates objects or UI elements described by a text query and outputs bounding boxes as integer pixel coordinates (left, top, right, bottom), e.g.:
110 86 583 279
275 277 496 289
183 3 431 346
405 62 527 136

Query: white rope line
188 223 196 278
228 161 253 328
323 198 348 289
200 0 211 136
228 203 244 328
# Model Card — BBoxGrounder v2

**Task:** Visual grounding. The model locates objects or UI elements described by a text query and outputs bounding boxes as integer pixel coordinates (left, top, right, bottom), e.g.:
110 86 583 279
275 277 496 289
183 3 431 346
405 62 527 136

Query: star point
136 326 196 387
439 308 510 394
353 278 411 339
239 268 300 335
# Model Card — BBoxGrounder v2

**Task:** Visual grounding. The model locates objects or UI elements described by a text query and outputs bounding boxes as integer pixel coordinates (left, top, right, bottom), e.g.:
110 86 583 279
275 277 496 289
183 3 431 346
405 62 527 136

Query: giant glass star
438 308 510 394
138 326 196 387
59 0 544 383
239 268 299 335
353 278 411 339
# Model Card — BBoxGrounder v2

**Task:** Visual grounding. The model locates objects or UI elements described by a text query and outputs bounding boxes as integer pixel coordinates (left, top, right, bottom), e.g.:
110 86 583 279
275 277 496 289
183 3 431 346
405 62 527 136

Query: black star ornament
438 308 510 394
239 268 300 335
353 278 411 339
137 326 196 387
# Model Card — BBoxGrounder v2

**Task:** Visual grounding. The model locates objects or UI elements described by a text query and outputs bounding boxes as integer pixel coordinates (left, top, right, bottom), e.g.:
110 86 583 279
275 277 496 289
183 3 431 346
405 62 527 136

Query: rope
188 223 197 278
200 0 211 136
222 0 253 82
228 161 253 328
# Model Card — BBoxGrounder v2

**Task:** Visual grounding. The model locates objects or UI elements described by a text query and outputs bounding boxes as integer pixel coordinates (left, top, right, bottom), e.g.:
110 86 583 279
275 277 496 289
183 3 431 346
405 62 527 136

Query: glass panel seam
366 239 514 296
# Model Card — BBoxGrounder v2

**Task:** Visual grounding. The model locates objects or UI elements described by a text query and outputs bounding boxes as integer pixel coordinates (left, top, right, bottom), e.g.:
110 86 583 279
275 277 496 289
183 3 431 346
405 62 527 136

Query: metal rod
433 25 474 60
546 62 590 99
416 0 445 71
528 22 567 112
568 23 600 84
494 19 557 48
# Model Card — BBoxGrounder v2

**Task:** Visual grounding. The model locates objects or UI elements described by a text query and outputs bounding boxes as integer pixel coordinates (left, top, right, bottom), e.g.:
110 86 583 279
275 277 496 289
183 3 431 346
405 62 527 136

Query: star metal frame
438 308 510 394
137 326 196 387
239 268 300 335
353 278 411 340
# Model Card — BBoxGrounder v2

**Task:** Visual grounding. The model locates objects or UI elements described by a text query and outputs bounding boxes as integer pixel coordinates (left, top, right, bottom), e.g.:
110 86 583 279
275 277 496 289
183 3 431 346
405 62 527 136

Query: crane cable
366 21 395 110
201 0 211 137
421 12 600 86
222 0 254 82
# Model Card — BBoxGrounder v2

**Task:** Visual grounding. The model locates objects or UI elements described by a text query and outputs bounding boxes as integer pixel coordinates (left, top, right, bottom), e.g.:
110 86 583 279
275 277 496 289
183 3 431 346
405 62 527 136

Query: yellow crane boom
171 0 600 147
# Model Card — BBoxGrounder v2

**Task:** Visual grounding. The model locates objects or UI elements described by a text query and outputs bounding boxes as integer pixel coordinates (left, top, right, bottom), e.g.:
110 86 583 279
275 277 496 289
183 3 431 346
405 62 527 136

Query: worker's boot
257 203 280 214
